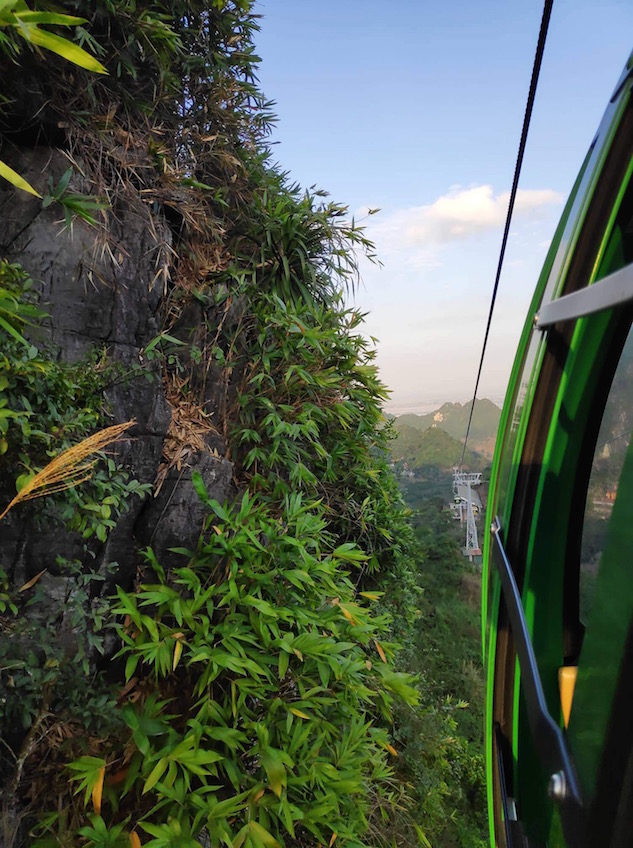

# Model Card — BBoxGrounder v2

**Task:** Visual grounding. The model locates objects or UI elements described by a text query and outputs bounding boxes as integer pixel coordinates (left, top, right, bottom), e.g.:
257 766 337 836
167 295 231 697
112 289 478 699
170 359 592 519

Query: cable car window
568 318 633 823
580 323 633 623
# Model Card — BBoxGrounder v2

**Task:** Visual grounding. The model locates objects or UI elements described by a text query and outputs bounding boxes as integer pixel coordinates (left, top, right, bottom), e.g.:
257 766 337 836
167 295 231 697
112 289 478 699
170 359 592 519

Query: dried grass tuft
0 420 135 521
154 376 219 495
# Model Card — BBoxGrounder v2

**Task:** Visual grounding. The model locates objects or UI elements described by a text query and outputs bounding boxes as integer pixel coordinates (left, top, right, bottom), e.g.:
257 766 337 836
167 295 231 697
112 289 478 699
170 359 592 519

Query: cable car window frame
485 92 633 848
536 261 633 329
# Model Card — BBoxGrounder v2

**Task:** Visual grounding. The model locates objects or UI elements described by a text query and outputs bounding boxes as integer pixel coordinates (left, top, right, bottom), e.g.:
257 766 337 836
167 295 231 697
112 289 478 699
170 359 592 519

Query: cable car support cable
460 0 554 466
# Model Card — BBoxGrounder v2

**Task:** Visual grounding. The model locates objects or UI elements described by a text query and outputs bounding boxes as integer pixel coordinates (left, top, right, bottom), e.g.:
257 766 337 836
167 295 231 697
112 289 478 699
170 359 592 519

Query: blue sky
254 1 633 413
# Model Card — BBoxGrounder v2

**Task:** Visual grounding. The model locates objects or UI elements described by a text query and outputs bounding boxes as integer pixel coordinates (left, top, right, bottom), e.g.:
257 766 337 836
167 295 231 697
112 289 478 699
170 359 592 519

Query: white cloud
366 184 563 251
353 184 564 406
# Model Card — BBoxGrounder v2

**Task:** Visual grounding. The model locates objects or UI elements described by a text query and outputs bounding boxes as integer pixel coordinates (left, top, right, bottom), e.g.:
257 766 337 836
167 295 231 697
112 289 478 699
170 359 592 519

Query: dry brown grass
0 420 135 521
154 375 219 495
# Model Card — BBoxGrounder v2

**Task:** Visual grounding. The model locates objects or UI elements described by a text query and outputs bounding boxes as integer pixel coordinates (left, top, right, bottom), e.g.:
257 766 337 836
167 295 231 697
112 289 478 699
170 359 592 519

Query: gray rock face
0 65 239 848
137 450 235 570
0 144 234 598
0 148 166 358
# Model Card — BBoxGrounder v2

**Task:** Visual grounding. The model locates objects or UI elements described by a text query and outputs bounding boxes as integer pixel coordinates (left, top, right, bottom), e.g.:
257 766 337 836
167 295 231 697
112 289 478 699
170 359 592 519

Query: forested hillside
0 4 485 847
394 400 500 460
390 498 486 848
391 426 482 472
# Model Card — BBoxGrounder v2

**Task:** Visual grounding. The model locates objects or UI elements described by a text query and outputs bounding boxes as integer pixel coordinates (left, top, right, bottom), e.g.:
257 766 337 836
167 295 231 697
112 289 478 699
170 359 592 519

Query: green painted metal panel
483 50 633 847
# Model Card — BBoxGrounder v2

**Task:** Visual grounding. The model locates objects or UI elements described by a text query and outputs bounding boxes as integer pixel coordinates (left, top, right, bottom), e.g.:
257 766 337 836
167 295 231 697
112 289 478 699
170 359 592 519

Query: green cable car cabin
483 50 633 848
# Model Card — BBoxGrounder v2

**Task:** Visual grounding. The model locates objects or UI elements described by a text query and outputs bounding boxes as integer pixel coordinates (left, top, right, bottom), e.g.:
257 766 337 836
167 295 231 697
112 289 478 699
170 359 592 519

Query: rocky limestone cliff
0 142 234 635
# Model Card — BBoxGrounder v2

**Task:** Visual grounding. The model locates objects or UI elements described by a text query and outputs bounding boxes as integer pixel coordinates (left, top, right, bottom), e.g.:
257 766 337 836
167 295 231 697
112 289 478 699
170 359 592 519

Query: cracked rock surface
0 145 234 601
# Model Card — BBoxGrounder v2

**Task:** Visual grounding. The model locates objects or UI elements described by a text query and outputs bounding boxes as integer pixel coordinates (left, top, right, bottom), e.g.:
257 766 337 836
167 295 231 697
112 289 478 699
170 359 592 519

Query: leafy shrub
107 484 417 848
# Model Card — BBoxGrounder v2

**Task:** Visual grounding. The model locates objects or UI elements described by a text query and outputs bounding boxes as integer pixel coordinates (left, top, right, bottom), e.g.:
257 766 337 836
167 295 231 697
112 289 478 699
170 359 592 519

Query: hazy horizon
383 395 505 418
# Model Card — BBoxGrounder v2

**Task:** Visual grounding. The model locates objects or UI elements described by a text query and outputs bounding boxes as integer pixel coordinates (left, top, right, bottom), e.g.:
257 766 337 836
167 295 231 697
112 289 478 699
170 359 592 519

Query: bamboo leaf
18 568 46 592
67 756 106 807
359 591 383 601
91 766 105 814
278 651 289 679
55 167 72 197
374 640 387 663
125 653 140 681
0 159 41 197
0 314 31 347
232 825 248 848
191 471 208 503
248 821 281 848
143 757 168 793
19 26 107 73
337 604 356 625
261 750 286 799
331 543 368 562
13 11 86 25
172 638 183 671
413 824 433 848
289 708 309 720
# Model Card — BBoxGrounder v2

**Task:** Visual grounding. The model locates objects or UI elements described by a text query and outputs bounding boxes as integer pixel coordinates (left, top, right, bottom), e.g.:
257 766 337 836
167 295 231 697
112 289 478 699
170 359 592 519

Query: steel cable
460 0 554 466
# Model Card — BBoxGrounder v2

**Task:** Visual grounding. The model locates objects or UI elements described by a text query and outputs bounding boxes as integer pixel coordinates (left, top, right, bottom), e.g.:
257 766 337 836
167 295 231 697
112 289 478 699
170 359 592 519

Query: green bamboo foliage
50 191 421 847
0 1 106 195
0 2 107 73
112 488 416 848
0 3 427 847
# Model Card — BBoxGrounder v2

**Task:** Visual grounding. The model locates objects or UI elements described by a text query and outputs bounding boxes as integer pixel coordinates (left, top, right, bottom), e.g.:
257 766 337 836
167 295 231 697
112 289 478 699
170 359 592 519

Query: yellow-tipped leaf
0 159 41 197
91 766 105 814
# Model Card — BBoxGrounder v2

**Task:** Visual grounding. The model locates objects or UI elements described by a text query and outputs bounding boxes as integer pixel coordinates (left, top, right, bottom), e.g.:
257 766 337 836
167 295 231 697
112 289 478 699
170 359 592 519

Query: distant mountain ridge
396 398 500 440
391 398 501 464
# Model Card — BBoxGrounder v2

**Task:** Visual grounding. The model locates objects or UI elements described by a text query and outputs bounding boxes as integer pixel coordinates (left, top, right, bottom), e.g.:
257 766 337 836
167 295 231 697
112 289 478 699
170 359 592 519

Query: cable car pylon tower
453 468 482 561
